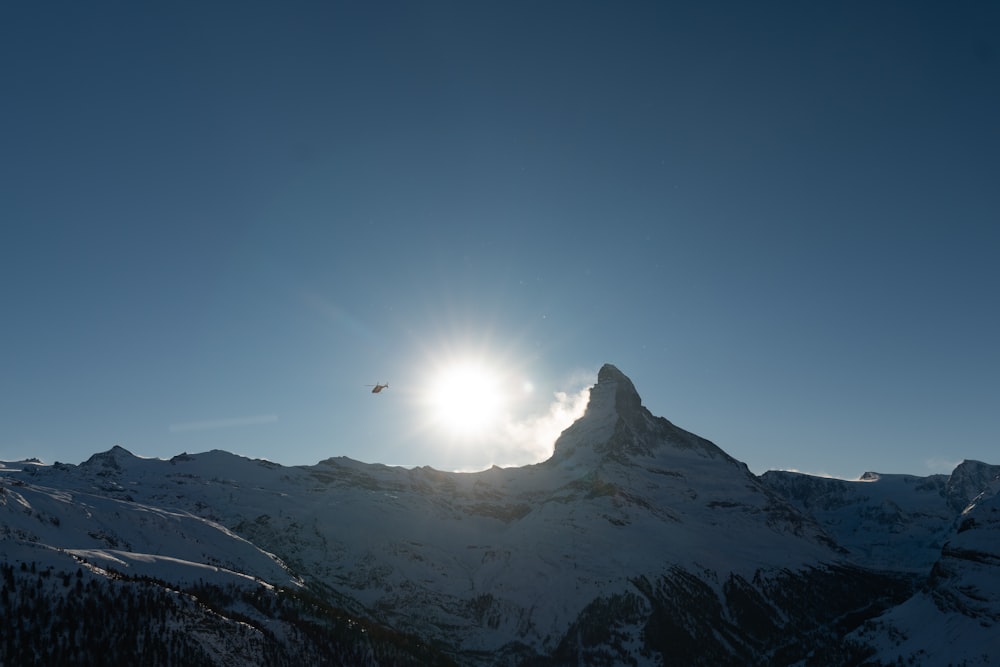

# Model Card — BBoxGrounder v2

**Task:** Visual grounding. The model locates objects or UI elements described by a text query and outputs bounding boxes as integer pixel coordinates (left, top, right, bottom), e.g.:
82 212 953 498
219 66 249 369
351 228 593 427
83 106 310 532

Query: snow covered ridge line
2 363 999 666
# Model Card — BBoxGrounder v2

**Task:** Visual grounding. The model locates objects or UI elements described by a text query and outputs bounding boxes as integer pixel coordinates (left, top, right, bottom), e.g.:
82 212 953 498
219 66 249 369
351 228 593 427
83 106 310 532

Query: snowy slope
0 459 297 589
0 455 455 665
3 364 997 665
759 469 954 573
761 461 1000 575
849 473 1000 665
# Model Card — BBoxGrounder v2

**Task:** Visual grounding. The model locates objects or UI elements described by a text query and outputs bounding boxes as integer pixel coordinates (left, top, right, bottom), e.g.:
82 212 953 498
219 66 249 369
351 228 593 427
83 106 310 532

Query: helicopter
368 382 389 394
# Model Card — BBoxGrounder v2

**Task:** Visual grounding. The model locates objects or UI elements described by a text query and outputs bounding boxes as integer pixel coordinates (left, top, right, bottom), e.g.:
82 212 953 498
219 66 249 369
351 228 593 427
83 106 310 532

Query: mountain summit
552 363 724 463
597 362 643 419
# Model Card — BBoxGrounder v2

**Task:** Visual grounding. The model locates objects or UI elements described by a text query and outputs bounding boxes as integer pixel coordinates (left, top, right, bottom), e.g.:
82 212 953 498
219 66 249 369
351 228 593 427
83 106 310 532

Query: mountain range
2 364 997 665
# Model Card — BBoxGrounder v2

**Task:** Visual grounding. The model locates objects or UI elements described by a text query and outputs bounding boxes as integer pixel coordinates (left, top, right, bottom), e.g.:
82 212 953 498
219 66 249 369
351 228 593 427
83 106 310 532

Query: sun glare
427 361 507 438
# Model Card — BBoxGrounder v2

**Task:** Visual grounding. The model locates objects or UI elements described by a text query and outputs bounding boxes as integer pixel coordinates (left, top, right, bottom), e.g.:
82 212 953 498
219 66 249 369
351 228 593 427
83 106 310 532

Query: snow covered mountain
848 467 1000 665
0 453 451 665
2 364 997 665
761 460 1000 665
760 468 955 573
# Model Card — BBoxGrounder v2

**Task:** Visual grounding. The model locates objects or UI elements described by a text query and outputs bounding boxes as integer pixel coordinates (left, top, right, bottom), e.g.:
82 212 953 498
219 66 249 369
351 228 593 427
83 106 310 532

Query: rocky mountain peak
82 445 137 470
947 460 1000 513
550 364 736 466
596 363 642 417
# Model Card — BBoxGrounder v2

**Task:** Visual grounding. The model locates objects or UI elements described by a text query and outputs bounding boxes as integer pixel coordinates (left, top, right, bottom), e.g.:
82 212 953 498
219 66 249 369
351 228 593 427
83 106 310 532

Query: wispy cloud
169 414 278 433
495 387 591 465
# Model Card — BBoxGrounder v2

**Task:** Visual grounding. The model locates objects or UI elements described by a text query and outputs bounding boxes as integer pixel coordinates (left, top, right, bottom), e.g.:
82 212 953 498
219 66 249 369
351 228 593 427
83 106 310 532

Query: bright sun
427 361 507 438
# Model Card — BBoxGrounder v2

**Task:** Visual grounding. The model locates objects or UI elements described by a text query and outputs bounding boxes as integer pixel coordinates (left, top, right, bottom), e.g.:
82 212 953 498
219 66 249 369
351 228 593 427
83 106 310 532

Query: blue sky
2 1 998 479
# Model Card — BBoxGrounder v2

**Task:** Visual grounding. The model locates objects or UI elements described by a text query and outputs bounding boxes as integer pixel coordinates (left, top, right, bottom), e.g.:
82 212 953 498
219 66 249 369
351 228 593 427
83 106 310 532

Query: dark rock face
535 564 914 667
928 487 1000 622
946 460 1000 513
598 363 643 422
